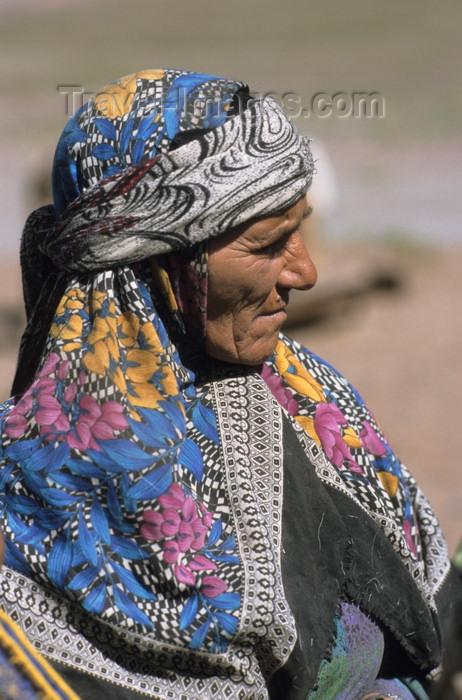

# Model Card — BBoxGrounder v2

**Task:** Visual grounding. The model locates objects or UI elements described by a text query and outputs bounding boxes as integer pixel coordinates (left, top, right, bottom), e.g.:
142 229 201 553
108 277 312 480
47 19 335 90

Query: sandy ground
1 246 460 555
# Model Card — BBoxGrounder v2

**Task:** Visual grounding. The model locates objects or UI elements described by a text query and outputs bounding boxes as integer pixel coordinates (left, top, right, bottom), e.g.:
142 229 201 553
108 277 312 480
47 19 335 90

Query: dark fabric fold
268 413 348 698
270 413 460 697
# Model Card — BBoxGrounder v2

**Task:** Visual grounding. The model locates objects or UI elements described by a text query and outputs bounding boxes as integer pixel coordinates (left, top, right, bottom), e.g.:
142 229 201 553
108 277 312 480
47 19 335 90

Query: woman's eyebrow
279 205 313 237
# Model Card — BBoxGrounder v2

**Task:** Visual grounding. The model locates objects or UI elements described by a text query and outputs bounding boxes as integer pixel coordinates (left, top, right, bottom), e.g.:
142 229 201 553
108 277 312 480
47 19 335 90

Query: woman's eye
259 242 278 254
259 233 291 255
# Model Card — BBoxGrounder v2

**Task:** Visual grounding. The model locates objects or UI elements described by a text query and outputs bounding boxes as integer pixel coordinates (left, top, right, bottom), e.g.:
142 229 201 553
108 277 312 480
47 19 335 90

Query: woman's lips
260 308 287 321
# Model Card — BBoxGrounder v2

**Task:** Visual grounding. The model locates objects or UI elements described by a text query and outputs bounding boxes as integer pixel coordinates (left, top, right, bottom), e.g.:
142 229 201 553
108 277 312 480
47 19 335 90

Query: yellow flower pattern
342 426 362 449
48 283 179 417
378 472 399 498
50 288 86 352
294 415 321 446
84 315 120 376
94 70 165 118
274 340 325 404
149 258 179 314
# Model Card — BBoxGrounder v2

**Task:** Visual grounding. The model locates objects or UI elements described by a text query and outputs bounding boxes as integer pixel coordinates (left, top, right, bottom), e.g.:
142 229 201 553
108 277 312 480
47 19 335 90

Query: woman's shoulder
274 332 368 412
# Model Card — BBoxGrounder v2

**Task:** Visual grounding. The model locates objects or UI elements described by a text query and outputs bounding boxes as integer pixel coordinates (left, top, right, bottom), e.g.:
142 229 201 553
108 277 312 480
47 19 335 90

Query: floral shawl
0 70 459 699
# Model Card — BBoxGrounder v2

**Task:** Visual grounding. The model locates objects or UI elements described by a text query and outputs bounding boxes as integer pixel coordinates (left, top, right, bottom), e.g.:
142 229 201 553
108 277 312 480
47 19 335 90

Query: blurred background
0 0 460 552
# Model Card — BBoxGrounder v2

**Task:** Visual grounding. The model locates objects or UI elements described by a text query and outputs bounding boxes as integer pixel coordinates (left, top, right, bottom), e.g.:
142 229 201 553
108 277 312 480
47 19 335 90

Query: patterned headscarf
48 68 313 270
15 68 313 392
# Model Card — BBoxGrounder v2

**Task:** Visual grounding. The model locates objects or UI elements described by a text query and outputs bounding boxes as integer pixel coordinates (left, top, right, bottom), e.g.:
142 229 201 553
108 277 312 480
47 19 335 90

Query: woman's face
206 197 317 365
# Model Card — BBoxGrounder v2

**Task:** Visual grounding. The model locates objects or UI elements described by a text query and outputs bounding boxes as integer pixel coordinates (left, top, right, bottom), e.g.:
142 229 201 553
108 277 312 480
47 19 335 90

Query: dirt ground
1 246 460 555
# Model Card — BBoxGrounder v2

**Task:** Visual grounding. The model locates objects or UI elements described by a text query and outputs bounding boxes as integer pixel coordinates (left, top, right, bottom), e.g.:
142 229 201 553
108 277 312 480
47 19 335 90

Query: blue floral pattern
0 261 242 650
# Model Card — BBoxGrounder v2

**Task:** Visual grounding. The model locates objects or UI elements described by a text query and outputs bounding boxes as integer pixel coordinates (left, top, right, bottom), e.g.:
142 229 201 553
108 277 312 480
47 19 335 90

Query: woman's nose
278 233 318 291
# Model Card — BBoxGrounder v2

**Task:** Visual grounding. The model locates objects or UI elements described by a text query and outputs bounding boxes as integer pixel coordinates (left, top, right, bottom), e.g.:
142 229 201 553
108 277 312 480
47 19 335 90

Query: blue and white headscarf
47 68 313 271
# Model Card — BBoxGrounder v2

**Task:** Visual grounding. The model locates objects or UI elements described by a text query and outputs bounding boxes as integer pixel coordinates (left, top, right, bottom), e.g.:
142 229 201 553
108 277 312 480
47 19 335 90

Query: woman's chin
205 332 280 366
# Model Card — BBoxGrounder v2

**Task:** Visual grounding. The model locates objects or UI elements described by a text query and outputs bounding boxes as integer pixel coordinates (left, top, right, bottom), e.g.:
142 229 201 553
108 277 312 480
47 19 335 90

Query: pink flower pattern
359 420 387 457
5 352 127 449
314 403 363 473
260 364 299 416
201 576 228 598
403 519 418 557
141 483 227 593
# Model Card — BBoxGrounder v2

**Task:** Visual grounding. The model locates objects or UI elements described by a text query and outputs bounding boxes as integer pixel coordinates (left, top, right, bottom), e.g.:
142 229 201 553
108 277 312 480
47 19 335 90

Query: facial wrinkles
206 198 314 365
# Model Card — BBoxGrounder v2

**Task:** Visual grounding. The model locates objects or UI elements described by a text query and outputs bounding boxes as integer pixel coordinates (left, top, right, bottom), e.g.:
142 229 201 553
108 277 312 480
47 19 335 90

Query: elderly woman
0 69 460 700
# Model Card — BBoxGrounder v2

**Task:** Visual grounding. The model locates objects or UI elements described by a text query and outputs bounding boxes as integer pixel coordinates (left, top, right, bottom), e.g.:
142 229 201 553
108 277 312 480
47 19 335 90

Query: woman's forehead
210 197 308 253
